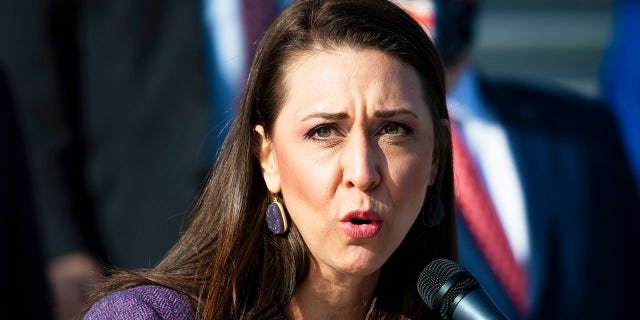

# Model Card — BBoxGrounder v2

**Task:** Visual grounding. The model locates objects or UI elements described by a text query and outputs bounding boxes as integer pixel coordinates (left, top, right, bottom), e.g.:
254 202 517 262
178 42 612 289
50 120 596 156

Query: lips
340 210 383 239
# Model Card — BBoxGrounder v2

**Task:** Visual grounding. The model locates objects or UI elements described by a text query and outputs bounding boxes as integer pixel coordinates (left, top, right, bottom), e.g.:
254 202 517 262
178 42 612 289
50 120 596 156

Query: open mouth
340 210 383 239
351 218 372 225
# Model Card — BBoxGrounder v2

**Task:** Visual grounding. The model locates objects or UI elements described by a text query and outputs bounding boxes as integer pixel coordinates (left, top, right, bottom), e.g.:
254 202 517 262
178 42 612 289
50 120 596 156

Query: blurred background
2 0 637 319
474 0 611 98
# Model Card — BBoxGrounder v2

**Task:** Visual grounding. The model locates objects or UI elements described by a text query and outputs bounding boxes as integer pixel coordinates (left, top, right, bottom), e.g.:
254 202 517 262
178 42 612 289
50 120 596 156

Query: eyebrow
374 109 418 119
301 109 418 121
301 112 349 121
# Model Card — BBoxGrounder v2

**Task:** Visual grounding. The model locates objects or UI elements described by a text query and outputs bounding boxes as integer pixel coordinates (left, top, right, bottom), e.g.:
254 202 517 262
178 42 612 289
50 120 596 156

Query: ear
254 125 281 193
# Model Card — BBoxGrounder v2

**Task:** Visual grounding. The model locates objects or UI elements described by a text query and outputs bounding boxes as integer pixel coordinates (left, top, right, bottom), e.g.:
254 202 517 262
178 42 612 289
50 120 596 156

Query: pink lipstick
340 210 383 239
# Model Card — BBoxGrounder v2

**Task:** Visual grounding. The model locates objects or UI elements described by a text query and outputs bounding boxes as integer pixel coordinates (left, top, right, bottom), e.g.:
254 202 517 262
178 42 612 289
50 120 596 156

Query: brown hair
85 0 456 319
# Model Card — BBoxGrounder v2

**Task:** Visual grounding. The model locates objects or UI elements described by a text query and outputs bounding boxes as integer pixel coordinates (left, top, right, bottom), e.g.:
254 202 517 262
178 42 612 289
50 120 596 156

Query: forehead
283 47 405 80
273 47 430 125
279 47 424 104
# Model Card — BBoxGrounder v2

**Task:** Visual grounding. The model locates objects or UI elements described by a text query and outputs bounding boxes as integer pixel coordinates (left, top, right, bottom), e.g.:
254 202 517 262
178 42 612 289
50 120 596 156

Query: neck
285 264 381 320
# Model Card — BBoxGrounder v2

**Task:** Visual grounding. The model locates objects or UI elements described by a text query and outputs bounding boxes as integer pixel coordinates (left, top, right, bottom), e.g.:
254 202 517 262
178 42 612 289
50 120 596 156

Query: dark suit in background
0 0 212 318
455 74 640 319
1 66 54 319
407 0 640 318
435 0 640 319
600 0 640 193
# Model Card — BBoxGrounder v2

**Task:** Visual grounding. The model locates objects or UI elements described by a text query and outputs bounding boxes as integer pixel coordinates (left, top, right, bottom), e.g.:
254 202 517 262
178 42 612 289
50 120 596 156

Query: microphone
417 258 509 320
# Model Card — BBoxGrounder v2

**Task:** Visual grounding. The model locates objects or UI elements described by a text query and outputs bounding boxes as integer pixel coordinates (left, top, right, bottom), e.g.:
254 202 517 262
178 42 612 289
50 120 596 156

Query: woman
83 0 456 318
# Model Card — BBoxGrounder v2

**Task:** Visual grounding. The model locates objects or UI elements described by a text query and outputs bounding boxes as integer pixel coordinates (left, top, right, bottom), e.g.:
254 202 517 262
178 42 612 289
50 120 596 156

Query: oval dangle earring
266 194 289 235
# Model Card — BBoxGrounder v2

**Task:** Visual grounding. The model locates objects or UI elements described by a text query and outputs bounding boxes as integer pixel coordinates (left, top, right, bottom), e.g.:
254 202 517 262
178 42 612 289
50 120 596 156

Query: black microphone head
417 258 479 319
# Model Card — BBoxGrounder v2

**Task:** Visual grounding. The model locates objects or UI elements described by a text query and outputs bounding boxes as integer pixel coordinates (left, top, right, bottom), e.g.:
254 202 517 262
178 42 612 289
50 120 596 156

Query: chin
335 252 388 277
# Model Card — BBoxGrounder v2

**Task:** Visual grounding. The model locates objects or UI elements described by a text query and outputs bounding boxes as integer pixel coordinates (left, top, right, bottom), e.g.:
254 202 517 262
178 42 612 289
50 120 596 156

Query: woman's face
256 48 436 279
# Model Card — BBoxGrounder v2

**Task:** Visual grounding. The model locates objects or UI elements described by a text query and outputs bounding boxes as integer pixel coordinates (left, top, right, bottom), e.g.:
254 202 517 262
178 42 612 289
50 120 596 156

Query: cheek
275 149 338 251
273 142 336 216
389 150 433 208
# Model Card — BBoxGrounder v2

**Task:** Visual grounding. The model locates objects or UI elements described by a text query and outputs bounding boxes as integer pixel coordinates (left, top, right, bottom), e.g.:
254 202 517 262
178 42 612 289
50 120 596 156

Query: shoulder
83 285 194 320
476 74 616 136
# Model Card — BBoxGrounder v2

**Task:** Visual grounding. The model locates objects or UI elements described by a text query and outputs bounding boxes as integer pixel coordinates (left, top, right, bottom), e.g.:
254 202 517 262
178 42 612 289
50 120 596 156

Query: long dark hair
85 0 456 319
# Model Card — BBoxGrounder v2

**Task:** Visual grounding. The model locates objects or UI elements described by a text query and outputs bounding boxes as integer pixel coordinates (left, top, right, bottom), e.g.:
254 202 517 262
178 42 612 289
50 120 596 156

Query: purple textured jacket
83 285 194 320
83 284 286 319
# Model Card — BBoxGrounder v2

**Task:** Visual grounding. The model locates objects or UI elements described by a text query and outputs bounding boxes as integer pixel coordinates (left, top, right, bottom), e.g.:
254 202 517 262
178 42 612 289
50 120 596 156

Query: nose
341 132 381 191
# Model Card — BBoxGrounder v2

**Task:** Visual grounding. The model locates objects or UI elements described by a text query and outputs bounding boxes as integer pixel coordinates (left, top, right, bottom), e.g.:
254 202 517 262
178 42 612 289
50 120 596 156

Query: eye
383 123 400 135
380 122 412 135
306 124 336 140
315 126 333 138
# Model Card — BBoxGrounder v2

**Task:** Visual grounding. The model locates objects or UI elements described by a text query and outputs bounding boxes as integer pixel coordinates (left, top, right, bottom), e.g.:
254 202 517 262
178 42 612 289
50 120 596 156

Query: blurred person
0 0 212 318
201 0 291 152
396 0 640 319
600 0 640 193
82 0 457 318
1 66 54 319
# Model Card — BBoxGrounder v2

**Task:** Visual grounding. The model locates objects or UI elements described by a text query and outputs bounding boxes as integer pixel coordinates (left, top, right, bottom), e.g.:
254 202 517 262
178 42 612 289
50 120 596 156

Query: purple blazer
84 284 286 319
83 285 194 320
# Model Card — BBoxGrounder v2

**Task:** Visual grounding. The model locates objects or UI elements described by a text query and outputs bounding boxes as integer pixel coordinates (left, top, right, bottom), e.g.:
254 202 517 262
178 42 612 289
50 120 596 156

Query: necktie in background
451 120 530 316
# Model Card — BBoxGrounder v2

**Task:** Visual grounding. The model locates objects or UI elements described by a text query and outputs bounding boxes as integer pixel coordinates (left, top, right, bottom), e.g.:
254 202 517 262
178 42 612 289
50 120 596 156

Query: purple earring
266 195 288 235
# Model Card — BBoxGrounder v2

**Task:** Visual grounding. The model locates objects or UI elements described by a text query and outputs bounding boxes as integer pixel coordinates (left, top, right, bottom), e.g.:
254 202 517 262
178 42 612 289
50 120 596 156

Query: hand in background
48 253 103 320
